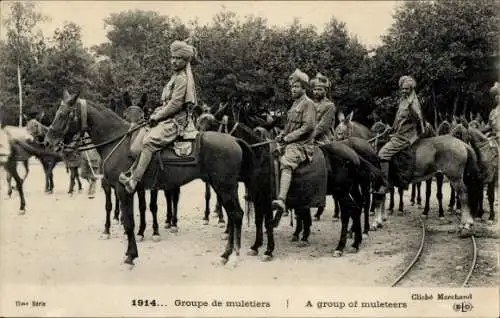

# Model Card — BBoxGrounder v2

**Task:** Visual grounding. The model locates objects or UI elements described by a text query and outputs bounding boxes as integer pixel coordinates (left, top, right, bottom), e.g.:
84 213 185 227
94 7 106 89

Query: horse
2 124 62 213
467 127 497 224
371 120 482 237
198 113 379 258
45 90 257 267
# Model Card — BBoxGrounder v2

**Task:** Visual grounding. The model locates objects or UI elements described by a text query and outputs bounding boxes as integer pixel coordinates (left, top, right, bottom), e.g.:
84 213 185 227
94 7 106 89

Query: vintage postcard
0 0 498 317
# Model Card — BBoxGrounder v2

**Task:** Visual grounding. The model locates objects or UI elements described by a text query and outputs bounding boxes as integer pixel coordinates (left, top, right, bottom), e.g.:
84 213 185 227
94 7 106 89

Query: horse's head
437 120 451 135
196 113 218 132
44 90 82 152
467 126 488 146
0 127 11 165
334 111 353 140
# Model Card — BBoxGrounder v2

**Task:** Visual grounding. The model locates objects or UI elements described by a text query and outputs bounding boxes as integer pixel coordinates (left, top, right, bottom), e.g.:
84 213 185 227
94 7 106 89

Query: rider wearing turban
487 81 500 142
119 38 198 193
272 69 316 213
310 72 336 145
375 75 425 194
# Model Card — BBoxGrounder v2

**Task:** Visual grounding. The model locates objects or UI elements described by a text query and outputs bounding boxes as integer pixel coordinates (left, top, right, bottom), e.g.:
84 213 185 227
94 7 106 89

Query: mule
45 91 257 267
197 113 379 258
468 127 497 224
372 128 481 236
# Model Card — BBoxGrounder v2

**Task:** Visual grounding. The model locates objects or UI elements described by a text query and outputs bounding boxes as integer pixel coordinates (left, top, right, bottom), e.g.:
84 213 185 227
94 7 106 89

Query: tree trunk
452 87 460 117
17 61 23 127
432 84 438 130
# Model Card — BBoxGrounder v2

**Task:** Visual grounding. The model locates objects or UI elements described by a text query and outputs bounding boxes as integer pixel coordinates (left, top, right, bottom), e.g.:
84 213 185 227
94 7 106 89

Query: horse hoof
113 219 120 225
410 202 415 206
417 204 423 209
332 250 343 257
170 226 178 233
218 222 226 228
362 233 369 240
137 235 144 242
152 235 161 242
100 233 111 240
459 228 474 238
297 241 310 247
123 257 135 267
261 254 273 262
220 257 228 266
18 209 26 215
164 223 172 229
346 246 359 254
226 255 240 268
221 233 229 241
421 213 428 218
247 249 258 256
203 220 209 225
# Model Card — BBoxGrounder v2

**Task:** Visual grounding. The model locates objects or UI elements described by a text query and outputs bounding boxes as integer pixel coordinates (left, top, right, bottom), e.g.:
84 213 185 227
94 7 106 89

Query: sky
0 1 400 49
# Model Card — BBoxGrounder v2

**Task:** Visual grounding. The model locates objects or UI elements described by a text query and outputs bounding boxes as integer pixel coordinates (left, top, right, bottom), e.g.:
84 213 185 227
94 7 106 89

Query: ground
0 161 498 287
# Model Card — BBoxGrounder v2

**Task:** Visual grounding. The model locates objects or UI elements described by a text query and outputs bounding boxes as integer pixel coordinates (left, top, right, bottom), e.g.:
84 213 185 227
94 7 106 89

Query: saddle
389 142 418 189
273 146 328 209
129 117 201 167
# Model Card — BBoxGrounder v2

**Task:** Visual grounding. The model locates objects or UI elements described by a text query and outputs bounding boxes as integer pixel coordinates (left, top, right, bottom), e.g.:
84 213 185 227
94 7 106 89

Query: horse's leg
333 198 340 220
216 193 226 227
362 182 371 237
68 167 76 195
136 188 147 240
75 168 82 192
48 161 56 193
292 209 303 242
101 179 113 239
6 172 12 197
449 178 474 236
218 187 244 266
314 205 325 221
449 186 456 211
436 173 444 218
22 159 29 181
166 187 180 233
7 161 26 213
203 182 211 224
423 178 433 217
371 193 386 230
397 187 404 215
410 183 416 205
148 189 160 241
164 189 172 228
248 201 264 256
114 188 121 223
42 161 51 193
263 203 276 260
333 194 350 257
116 185 137 266
299 208 312 247
417 182 423 207
388 187 395 214
487 181 495 224
476 185 485 222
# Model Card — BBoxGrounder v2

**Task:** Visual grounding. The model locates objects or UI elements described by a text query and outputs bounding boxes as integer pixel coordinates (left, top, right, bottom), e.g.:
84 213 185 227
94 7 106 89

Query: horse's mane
450 123 470 143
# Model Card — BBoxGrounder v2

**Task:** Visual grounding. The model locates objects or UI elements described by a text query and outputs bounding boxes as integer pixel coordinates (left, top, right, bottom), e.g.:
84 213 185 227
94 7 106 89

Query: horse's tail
11 139 62 160
464 143 483 217
358 156 384 189
235 138 257 199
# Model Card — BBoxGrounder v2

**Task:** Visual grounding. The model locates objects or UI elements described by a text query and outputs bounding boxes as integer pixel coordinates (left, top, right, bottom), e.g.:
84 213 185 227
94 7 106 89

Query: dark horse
45 91 256 267
99 92 182 241
2 124 62 213
197 113 382 258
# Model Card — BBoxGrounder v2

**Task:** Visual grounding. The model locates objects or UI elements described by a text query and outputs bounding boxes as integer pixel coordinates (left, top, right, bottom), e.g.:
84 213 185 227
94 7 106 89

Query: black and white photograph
0 1 498 317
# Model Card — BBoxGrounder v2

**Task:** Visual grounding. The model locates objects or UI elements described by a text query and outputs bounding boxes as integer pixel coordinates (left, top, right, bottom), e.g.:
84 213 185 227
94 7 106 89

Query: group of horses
1 90 497 269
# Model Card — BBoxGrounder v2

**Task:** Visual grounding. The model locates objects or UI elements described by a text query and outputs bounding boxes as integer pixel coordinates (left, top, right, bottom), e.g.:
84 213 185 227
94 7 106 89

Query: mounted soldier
375 75 425 194
272 69 317 213
310 72 336 145
119 38 198 193
486 82 500 141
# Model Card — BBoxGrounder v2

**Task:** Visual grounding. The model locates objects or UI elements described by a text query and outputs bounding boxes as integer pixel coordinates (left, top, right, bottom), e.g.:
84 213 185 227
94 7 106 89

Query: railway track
390 215 478 287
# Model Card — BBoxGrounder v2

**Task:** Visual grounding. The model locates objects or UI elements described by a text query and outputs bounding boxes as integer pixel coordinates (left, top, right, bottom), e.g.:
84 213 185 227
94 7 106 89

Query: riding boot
374 161 390 194
272 168 292 212
119 149 154 193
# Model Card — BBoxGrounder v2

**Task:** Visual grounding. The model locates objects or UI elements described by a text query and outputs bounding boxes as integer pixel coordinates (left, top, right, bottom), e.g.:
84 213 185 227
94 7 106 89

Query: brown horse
45 91 257 267
372 124 481 237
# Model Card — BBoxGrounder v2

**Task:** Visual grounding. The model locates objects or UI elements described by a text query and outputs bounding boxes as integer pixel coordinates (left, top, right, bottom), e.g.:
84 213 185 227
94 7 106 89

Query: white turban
289 69 309 87
170 38 198 106
398 75 417 89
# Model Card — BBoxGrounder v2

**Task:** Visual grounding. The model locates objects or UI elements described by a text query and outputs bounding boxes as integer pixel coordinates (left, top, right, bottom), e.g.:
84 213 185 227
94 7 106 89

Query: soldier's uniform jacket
390 92 424 144
313 97 336 145
280 94 316 167
152 69 189 126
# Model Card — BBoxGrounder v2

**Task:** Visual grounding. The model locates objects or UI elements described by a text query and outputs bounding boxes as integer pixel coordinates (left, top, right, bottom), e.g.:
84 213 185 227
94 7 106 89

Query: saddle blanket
130 127 201 166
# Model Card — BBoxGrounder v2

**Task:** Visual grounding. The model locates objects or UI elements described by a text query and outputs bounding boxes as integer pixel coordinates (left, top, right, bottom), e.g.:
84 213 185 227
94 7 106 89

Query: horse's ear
347 111 354 122
138 93 148 109
469 112 473 121
338 111 345 122
123 92 132 107
63 89 70 101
